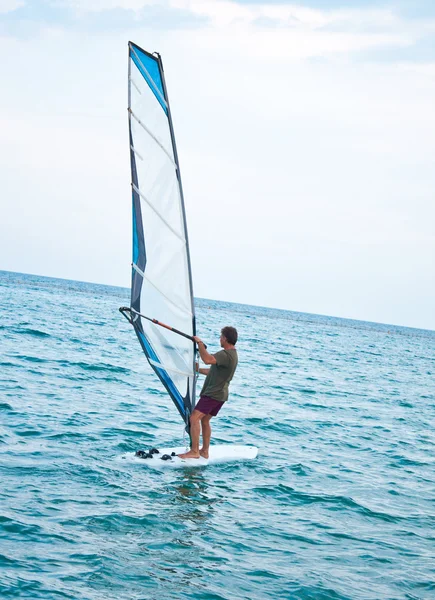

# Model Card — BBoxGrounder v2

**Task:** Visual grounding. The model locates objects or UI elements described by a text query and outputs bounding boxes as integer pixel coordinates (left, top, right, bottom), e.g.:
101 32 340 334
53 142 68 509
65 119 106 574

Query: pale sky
1 0 434 330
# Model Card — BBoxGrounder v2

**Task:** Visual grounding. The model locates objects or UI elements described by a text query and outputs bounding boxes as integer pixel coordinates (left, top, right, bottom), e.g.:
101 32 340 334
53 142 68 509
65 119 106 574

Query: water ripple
1 271 434 600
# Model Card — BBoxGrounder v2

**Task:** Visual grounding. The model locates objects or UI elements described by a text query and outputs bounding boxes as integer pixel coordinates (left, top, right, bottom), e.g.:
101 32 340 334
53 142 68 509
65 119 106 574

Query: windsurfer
178 326 238 459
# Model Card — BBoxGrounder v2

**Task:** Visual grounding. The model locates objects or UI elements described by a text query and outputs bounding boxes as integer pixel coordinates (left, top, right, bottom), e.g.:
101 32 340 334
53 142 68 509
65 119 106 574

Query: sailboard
122 445 259 469
119 42 257 466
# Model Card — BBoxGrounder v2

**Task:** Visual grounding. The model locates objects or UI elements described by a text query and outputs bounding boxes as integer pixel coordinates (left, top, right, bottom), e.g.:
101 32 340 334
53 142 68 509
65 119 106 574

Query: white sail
123 42 196 426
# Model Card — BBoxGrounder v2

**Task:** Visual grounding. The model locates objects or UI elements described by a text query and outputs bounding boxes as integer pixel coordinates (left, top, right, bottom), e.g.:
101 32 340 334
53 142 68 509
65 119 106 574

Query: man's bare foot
177 450 200 459
199 448 209 459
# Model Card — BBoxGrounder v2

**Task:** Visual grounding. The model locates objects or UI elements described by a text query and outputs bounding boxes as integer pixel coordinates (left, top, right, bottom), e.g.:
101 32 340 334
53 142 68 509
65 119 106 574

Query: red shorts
195 395 224 417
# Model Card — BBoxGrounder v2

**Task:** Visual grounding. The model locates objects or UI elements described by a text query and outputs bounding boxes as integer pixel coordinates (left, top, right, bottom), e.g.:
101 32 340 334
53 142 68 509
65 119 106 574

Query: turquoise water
1 270 434 599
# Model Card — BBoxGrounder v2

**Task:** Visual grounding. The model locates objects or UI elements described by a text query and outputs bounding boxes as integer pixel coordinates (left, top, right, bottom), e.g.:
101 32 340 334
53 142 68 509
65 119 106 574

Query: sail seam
130 46 168 110
131 267 193 317
129 109 176 167
132 183 185 243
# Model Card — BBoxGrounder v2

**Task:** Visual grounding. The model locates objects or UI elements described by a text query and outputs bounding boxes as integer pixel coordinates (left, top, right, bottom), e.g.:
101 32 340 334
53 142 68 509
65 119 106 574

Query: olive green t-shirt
200 349 238 403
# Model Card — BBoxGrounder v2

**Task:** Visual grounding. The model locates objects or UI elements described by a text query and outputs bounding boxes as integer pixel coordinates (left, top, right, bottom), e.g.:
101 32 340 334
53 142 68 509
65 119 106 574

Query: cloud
5 1 435 65
0 0 25 14
37 0 434 63
0 0 208 35
0 2 434 328
51 0 157 12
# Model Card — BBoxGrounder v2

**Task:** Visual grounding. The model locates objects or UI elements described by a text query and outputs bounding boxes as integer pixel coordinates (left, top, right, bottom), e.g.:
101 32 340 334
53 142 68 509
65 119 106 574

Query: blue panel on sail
130 46 167 114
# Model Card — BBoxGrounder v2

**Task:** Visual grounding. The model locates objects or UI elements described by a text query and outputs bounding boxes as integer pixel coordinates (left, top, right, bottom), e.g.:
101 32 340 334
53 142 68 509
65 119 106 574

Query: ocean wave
1 271 434 600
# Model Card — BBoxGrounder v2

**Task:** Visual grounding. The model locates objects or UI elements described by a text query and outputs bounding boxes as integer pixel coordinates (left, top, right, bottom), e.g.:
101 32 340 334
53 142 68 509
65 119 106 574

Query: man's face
220 334 226 347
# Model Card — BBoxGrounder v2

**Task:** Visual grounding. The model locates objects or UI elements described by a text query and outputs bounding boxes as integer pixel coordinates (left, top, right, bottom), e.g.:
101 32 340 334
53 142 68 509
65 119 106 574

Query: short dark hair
221 326 238 345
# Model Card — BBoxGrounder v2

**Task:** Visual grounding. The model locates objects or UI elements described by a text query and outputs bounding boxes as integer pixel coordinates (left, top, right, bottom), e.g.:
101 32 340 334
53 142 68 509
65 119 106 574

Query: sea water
1 270 434 600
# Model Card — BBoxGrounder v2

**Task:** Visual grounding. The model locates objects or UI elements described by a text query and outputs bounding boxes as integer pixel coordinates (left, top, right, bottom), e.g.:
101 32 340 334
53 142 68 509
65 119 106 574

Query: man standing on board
178 326 238 459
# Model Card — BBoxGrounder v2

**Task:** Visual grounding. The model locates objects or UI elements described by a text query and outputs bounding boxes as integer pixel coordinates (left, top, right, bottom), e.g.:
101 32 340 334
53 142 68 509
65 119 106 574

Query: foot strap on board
135 448 160 459
135 448 177 460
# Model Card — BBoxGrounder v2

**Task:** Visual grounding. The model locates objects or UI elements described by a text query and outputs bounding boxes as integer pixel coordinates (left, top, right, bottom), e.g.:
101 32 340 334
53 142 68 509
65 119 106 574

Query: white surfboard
121 444 258 468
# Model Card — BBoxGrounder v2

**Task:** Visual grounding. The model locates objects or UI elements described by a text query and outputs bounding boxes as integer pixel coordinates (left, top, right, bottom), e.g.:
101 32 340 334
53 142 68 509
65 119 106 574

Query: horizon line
1 268 433 335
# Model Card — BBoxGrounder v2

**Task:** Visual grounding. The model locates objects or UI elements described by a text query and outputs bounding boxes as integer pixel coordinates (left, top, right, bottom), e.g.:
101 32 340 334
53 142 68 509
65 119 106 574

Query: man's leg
177 409 204 459
200 414 212 458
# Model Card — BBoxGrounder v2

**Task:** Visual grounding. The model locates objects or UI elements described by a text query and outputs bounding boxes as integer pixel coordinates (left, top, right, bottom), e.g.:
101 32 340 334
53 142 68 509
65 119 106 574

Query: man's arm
195 361 210 376
194 337 217 365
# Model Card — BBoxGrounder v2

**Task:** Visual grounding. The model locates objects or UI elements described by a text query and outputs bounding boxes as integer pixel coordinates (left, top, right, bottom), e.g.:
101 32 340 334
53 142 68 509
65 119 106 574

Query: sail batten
148 360 193 378
129 109 176 167
129 77 142 95
126 41 196 430
130 145 143 161
131 263 193 317
132 183 187 242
